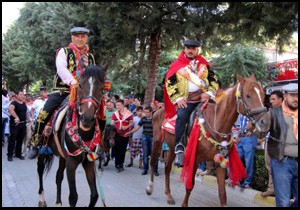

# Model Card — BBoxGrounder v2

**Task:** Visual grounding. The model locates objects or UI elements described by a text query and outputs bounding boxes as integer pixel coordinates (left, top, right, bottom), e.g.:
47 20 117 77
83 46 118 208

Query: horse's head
77 64 107 131
236 74 270 134
104 125 117 147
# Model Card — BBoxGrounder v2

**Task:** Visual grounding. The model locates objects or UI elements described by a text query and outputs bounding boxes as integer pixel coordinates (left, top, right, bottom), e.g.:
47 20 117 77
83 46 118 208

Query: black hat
183 39 200 47
40 86 47 91
70 26 90 35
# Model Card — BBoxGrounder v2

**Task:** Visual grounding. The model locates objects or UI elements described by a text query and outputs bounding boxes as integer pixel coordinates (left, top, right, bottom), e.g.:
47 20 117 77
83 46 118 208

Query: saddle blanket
162 115 177 134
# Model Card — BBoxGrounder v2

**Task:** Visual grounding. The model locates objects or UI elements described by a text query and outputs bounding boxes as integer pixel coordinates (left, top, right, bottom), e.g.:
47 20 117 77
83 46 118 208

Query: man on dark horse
28 24 106 159
164 39 219 167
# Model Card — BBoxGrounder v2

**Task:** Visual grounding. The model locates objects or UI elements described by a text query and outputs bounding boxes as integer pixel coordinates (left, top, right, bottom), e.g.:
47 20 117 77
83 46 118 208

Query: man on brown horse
164 39 219 167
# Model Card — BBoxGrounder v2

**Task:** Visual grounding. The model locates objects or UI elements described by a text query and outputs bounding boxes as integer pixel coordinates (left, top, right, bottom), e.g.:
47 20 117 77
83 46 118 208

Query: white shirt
2 95 10 118
56 48 77 86
32 98 47 120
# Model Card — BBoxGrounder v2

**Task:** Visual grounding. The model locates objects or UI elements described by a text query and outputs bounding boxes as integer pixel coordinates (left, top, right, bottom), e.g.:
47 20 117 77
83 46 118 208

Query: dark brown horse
36 64 107 207
146 74 271 207
97 124 117 170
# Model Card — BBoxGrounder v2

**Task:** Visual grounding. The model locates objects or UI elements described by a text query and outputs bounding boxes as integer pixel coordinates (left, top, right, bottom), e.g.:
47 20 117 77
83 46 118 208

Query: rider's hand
177 99 187 108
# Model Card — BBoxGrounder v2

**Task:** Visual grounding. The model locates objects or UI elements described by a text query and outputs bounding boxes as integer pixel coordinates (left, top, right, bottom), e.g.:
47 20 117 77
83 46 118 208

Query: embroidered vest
53 47 95 92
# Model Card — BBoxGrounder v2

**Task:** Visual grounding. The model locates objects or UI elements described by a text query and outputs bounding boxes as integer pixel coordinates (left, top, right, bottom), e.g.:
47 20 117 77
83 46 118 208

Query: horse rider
164 39 219 167
27 24 97 159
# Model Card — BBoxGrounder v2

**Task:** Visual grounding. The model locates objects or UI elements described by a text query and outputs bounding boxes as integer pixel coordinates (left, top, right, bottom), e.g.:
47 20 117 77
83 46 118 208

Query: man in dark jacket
267 83 298 207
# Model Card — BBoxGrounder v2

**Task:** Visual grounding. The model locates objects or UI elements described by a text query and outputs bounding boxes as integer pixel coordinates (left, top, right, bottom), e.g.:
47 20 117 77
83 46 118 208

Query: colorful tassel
214 153 224 163
220 158 229 168
87 152 97 162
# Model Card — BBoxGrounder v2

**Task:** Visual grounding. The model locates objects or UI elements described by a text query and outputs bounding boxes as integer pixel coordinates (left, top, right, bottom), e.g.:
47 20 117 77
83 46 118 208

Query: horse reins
235 82 267 125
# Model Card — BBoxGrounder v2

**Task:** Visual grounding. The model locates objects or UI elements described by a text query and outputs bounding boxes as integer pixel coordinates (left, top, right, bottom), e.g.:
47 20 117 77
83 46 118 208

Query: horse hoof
165 195 175 205
38 201 47 207
103 162 108 166
146 188 152 196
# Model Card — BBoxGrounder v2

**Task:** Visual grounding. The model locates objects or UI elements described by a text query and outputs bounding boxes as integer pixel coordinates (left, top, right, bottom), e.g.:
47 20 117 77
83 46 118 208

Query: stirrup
175 143 185 154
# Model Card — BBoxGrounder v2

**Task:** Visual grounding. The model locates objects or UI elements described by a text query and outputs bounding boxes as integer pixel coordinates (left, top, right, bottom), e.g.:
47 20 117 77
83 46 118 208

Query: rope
95 166 106 207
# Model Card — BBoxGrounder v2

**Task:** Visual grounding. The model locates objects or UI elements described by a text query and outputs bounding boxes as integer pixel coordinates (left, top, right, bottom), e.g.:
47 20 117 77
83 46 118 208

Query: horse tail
43 153 54 176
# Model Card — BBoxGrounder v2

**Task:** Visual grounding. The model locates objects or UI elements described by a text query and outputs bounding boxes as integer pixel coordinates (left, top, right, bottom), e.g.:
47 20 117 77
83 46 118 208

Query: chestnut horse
146 74 270 207
36 65 107 207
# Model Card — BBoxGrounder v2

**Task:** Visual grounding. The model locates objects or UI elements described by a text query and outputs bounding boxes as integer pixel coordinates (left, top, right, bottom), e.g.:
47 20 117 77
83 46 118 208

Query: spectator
105 100 116 160
150 100 160 114
2 81 9 146
31 86 48 121
111 99 133 173
126 105 159 176
267 83 298 207
126 106 143 169
261 90 283 197
236 113 258 188
127 94 136 112
7 90 31 161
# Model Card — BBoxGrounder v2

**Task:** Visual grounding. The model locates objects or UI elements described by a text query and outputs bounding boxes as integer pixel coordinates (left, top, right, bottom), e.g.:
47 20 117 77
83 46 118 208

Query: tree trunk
144 31 161 105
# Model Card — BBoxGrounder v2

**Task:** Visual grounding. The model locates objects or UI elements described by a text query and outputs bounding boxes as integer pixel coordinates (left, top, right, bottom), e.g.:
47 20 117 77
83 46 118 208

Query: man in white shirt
28 24 95 159
31 86 48 121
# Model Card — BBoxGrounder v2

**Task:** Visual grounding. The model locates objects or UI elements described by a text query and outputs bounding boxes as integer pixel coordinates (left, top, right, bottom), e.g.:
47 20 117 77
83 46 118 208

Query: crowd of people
1 24 297 207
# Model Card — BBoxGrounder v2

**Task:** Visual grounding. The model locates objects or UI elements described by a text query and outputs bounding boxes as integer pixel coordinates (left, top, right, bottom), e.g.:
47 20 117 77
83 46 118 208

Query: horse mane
81 64 105 83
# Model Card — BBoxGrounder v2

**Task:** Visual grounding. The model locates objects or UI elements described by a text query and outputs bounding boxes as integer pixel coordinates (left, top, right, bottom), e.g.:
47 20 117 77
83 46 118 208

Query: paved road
2 143 267 207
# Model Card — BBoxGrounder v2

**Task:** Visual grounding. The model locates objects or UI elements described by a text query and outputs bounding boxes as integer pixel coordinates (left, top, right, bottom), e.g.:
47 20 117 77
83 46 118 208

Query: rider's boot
27 134 41 159
174 142 185 167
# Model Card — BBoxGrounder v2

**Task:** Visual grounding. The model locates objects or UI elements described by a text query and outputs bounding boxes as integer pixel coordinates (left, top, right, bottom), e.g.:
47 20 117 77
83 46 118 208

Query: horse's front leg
165 147 176 205
103 150 110 166
55 156 66 207
82 159 99 207
66 156 80 207
37 154 47 207
216 165 227 207
146 137 161 196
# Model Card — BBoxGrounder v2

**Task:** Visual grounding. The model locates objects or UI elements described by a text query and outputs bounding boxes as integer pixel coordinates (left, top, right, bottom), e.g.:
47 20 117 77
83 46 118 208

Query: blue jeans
2 117 8 143
271 157 298 207
141 134 158 172
198 161 206 171
236 135 258 185
175 102 199 144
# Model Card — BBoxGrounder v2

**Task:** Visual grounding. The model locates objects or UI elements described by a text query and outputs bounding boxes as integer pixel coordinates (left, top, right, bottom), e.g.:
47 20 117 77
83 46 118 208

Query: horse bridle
77 96 101 118
236 82 267 125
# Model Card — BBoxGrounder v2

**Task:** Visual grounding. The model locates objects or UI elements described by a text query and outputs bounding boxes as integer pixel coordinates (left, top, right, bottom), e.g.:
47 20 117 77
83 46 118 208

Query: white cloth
132 116 143 139
56 48 77 86
2 95 10 119
31 98 47 120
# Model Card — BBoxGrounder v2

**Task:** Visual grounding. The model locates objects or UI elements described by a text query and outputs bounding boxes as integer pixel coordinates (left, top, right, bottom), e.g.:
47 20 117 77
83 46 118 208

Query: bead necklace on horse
36 64 107 207
147 74 270 207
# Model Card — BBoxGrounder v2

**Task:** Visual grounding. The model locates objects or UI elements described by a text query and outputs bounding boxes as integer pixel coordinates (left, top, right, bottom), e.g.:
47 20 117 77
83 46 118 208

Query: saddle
43 97 70 139
162 101 212 146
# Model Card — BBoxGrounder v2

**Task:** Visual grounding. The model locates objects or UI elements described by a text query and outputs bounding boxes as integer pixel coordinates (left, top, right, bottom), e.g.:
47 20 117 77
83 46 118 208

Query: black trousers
114 134 129 168
32 92 68 145
7 123 26 158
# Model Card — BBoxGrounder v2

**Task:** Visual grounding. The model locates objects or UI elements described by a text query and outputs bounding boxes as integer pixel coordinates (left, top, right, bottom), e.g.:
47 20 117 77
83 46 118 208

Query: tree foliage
211 44 269 88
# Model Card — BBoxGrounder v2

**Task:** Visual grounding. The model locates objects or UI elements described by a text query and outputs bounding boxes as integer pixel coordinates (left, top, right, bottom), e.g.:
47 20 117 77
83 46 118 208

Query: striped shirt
138 117 153 137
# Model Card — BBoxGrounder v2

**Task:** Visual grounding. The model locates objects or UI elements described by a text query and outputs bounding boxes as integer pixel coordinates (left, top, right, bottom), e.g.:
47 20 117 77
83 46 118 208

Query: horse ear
101 64 108 72
236 74 245 85
250 74 256 81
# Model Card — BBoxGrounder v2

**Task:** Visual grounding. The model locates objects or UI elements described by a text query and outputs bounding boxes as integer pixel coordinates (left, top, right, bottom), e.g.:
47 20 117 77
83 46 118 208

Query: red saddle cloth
162 115 177 134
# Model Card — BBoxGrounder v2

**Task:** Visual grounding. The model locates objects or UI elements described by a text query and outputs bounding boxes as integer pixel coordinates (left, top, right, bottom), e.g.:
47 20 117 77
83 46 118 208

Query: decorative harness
64 92 102 161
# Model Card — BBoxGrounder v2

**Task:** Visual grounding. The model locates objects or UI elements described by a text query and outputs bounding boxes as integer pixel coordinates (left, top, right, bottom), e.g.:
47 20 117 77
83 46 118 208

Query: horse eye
247 94 251 98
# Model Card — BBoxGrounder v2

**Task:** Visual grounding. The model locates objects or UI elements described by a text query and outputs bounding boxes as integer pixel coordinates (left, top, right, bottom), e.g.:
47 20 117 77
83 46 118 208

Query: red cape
163 51 210 118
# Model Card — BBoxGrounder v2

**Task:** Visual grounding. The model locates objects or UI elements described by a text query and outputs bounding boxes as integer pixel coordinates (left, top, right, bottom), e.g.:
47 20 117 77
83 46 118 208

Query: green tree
211 44 269 88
